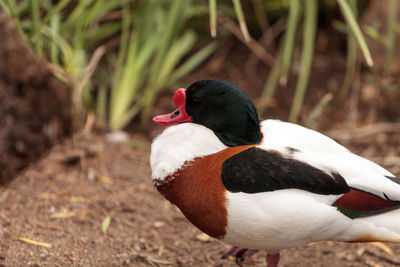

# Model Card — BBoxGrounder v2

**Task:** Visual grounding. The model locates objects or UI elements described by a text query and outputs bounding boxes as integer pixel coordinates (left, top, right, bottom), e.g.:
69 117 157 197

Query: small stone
105 131 129 143
195 233 211 242
153 221 165 228
87 169 96 181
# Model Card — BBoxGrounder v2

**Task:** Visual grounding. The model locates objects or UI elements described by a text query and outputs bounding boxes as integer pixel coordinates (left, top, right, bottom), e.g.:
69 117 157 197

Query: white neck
150 123 227 181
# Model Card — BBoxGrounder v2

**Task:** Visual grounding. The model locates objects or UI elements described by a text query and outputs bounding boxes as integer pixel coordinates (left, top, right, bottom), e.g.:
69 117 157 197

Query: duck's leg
266 252 280 267
221 245 258 263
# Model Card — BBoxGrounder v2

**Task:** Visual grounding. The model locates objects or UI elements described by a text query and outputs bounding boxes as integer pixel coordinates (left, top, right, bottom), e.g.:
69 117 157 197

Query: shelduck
150 80 400 267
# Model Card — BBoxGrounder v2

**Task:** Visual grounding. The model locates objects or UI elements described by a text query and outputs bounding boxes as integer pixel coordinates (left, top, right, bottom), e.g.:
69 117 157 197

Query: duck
150 80 400 267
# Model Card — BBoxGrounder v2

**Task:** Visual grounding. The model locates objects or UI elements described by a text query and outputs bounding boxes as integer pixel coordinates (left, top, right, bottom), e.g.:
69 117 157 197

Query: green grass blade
364 24 386 44
289 0 317 123
84 0 124 26
140 32 197 127
232 0 250 42
30 0 43 55
114 0 131 88
258 45 283 114
110 1 156 131
64 0 92 28
305 92 333 127
15 0 29 16
96 84 108 127
169 41 218 85
209 0 217 37
2 0 24 34
0 0 10 13
2 0 16 16
86 22 122 46
50 13 61 64
73 0 94 49
338 0 357 100
118 104 141 132
110 29 158 130
110 35 156 131
42 0 71 25
280 0 301 86
41 24 71 62
85 0 107 23
152 0 189 77
252 0 269 32
385 0 397 74
336 0 373 67
156 32 197 88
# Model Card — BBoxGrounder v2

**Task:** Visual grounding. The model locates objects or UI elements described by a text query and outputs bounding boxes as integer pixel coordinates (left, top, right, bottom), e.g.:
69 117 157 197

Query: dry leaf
18 237 52 248
364 259 383 267
51 211 75 219
0 213 9 223
369 242 394 256
69 196 85 204
87 168 113 184
39 192 57 200
98 175 113 184
0 190 9 202
102 216 111 234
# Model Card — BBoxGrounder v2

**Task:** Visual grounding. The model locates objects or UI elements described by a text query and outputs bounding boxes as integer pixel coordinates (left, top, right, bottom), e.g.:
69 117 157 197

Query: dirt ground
0 11 72 183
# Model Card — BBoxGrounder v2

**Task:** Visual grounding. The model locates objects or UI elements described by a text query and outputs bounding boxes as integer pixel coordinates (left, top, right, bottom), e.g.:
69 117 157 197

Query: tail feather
342 176 400 243
385 175 400 186
347 208 400 243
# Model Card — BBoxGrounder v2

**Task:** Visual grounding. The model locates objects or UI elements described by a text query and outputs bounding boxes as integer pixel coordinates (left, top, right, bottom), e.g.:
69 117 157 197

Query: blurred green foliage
210 0 373 123
0 0 216 130
0 0 397 128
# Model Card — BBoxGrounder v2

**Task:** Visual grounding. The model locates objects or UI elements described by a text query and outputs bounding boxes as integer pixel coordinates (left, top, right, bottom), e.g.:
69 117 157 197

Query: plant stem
258 45 283 114
3 0 24 34
232 0 250 42
280 0 300 86
385 0 397 74
289 0 317 123
30 0 42 55
336 0 373 67
209 0 217 37
338 0 357 100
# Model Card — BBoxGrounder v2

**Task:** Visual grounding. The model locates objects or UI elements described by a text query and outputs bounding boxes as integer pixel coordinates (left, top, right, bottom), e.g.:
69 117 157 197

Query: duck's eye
193 95 201 102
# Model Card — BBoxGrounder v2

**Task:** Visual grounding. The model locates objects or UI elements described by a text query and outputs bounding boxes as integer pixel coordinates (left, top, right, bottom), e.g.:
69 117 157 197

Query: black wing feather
221 147 350 195
385 175 400 185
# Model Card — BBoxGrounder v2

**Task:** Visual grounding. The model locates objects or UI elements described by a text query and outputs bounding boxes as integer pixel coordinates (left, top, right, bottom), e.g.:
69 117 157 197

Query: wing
333 187 400 218
260 119 350 154
221 147 349 195
260 120 400 199
257 120 400 217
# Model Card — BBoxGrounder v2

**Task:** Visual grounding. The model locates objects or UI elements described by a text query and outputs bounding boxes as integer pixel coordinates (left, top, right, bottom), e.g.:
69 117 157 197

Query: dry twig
222 15 275 66
18 237 52 248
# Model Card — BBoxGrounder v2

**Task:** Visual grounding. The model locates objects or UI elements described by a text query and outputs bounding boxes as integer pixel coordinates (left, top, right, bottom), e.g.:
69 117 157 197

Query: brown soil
0 11 72 184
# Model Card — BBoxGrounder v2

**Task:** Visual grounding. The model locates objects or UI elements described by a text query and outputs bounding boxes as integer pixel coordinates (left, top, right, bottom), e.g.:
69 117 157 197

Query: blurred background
0 0 400 266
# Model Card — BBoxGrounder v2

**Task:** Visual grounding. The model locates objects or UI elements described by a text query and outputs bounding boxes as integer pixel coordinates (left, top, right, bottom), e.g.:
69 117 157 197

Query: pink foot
266 252 280 267
221 245 258 265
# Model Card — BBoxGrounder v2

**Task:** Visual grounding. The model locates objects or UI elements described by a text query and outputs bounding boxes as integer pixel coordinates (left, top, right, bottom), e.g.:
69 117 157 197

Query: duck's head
153 80 263 147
